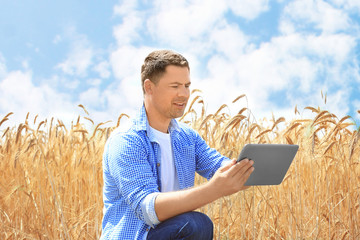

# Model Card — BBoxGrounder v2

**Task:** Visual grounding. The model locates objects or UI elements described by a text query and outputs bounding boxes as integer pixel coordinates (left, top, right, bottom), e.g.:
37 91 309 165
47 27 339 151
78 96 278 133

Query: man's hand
154 159 254 222
208 159 254 198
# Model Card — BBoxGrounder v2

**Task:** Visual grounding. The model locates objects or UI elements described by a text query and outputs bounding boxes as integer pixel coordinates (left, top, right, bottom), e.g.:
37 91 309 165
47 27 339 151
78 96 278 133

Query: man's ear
144 79 153 95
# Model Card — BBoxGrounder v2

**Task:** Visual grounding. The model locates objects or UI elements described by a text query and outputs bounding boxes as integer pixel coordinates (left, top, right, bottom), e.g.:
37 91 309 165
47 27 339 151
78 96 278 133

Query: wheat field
0 91 359 239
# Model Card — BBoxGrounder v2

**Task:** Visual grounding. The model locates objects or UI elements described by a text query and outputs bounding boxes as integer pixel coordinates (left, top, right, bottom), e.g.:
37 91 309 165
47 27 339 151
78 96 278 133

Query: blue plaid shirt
100 105 229 240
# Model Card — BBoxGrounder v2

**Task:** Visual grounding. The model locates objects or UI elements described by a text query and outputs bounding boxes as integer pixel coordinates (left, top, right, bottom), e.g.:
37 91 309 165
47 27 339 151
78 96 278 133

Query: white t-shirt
150 126 179 192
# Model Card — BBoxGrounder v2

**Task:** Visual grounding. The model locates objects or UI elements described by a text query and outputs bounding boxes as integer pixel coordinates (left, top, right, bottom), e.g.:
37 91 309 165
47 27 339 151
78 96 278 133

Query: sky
1 0 360 130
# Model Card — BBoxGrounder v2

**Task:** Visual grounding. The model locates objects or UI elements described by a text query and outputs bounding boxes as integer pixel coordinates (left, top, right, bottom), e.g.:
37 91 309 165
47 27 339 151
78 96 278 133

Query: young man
101 50 254 240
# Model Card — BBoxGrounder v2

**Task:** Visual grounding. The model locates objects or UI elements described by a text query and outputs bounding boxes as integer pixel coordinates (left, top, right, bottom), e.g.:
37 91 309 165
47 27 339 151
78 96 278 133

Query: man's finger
238 163 255 186
228 158 252 177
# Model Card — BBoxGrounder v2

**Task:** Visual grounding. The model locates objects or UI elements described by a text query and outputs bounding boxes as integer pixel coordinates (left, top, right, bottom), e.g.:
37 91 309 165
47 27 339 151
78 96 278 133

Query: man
101 50 254 239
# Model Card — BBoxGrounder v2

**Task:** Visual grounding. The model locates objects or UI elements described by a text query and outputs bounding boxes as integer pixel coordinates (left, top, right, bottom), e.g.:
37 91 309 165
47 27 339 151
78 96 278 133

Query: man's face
148 65 191 121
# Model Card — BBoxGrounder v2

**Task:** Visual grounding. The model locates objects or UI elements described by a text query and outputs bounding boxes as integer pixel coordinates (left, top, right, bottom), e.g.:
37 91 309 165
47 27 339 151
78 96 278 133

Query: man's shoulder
106 119 146 147
109 117 133 138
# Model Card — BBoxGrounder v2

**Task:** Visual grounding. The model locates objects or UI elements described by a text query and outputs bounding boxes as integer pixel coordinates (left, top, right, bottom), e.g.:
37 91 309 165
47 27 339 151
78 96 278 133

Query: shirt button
146 228 150 232
157 163 160 167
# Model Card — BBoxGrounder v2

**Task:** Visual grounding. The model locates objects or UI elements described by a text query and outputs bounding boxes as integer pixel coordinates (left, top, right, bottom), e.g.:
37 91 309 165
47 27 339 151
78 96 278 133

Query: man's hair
141 50 189 94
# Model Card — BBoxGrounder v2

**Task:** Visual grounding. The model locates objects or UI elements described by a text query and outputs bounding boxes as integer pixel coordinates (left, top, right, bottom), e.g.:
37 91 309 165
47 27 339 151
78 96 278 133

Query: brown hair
141 50 189 93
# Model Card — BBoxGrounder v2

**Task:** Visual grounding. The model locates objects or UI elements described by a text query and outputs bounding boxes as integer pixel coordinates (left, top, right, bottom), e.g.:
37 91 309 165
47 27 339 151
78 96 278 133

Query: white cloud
43 74 80 90
110 45 151 81
330 0 360 13
87 78 102 87
104 45 153 120
0 69 77 126
56 26 93 77
107 0 360 125
191 27 359 123
0 53 6 78
113 0 139 16
147 0 227 48
306 34 355 62
209 22 251 59
227 0 270 20
113 0 266 55
93 61 111 79
79 87 103 109
113 12 143 46
1 0 358 130
283 0 352 34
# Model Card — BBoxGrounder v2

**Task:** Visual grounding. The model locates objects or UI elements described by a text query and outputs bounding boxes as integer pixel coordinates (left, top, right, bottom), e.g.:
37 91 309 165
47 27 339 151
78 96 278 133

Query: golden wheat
0 92 359 239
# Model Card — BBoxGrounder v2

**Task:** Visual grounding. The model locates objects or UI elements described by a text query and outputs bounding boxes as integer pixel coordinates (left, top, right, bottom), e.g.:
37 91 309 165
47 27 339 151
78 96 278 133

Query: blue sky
1 0 360 129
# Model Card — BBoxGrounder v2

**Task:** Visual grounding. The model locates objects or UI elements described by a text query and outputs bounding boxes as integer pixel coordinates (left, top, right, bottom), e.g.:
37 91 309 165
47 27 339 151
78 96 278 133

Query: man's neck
144 101 171 133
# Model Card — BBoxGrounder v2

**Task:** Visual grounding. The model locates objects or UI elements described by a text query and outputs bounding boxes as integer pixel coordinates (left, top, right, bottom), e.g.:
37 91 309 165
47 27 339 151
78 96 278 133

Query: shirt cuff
141 192 160 228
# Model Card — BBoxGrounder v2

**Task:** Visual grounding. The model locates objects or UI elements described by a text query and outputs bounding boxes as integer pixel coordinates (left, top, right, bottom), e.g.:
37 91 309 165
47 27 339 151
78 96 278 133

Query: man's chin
171 110 186 119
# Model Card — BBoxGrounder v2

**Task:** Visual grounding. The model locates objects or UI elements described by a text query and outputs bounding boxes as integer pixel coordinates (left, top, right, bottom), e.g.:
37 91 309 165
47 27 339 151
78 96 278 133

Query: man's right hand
208 159 254 198
154 159 254 222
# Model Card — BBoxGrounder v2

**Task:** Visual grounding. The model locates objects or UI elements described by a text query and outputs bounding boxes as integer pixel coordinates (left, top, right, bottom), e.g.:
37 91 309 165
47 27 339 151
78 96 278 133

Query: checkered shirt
100 105 229 239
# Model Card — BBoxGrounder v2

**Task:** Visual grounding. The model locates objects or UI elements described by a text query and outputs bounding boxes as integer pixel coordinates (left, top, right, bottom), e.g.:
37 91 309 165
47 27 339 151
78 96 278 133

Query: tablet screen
236 144 299 186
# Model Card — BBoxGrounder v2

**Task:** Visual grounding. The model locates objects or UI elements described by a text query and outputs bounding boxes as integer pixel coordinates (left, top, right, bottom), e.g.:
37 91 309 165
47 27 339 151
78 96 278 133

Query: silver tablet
236 144 299 186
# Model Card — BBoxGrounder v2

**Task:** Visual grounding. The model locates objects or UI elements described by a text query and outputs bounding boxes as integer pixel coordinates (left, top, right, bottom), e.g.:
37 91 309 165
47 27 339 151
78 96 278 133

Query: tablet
236 144 299 186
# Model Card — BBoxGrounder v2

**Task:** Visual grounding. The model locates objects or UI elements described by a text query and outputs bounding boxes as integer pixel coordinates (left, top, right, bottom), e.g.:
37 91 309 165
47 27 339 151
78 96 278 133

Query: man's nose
178 85 190 98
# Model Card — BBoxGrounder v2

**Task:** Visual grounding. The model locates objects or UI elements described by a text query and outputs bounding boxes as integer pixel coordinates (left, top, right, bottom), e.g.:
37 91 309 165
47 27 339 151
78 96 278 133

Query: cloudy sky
1 0 360 129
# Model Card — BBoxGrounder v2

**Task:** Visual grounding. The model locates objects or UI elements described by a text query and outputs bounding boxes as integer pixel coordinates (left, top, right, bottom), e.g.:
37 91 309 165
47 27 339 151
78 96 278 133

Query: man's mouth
173 102 186 107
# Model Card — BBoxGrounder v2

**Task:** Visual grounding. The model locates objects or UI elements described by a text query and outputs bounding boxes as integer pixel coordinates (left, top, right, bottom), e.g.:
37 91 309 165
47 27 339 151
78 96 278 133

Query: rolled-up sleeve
105 132 161 225
140 192 161 227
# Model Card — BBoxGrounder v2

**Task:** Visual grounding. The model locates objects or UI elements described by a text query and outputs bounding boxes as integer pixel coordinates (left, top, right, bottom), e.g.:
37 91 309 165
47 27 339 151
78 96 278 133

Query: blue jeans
147 211 213 240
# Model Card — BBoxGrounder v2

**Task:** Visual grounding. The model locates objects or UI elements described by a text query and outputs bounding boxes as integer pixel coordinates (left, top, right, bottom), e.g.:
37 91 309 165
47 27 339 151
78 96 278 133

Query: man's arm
154 159 254 222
